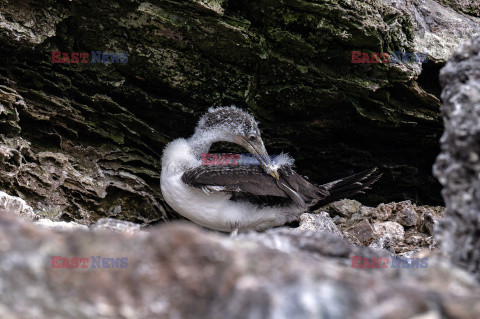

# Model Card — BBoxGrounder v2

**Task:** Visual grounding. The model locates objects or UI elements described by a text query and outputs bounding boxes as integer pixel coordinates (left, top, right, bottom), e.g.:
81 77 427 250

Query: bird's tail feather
314 168 382 206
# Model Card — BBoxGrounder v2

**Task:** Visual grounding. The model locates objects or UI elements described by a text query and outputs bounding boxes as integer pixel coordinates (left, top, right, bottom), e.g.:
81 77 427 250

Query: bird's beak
268 169 280 180
235 135 279 180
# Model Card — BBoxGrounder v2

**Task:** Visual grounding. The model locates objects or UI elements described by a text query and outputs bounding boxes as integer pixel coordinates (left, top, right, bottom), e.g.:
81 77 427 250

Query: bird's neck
187 130 224 159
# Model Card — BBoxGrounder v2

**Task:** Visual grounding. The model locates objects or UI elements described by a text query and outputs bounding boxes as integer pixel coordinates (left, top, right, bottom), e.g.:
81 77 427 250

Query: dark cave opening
417 60 444 99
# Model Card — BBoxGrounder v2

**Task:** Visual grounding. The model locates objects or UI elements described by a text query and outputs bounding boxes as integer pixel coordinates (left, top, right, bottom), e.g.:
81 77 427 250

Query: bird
160 106 381 232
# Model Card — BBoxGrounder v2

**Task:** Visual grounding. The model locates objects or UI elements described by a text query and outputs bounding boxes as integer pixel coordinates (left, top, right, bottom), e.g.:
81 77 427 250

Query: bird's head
194 106 279 179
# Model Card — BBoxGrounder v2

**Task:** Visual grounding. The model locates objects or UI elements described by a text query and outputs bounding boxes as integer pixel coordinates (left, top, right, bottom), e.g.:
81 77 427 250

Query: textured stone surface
0 190 36 220
396 207 419 226
372 203 394 221
0 213 479 319
421 210 439 235
90 217 143 234
439 0 480 17
34 218 89 231
0 0 478 225
327 199 443 253
373 221 405 244
385 0 480 60
1 1 480 315
320 199 362 218
297 212 342 236
434 35 480 280
343 219 375 245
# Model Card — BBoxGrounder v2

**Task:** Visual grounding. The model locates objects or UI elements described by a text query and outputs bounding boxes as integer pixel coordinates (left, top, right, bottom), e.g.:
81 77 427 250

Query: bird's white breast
160 138 234 231
160 138 303 232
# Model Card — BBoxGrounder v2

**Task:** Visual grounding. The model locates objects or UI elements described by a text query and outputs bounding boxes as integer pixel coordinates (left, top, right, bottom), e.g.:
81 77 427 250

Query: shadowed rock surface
0 212 479 319
0 0 479 224
439 0 480 16
2 1 480 317
434 35 480 281
320 199 444 254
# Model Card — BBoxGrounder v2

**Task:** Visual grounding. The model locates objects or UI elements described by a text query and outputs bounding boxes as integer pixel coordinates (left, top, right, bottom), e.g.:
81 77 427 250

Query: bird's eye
248 135 256 142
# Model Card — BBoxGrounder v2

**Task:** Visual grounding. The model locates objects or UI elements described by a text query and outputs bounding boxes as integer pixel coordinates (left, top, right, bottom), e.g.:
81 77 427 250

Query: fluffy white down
271 152 295 169
160 138 304 232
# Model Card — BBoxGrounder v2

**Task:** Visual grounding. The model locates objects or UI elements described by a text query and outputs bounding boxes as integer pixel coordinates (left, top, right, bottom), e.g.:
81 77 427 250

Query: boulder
0 213 479 318
434 35 480 280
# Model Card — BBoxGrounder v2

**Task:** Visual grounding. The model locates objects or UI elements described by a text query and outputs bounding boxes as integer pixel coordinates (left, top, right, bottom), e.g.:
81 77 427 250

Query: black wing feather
182 165 329 206
313 168 382 206
182 165 381 208
182 165 288 198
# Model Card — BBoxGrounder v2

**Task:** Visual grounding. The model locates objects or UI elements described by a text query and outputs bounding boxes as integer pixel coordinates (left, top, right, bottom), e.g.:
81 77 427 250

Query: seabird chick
160 106 381 232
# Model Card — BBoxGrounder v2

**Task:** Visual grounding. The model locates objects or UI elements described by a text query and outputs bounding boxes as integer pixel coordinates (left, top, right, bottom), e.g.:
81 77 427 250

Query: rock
90 218 143 234
240 226 384 259
396 208 418 227
373 221 405 245
439 0 480 17
433 35 480 280
34 219 88 231
0 213 479 318
332 216 347 225
0 0 479 219
320 199 362 218
343 219 375 245
385 0 480 60
0 85 22 136
296 212 342 237
0 191 36 221
408 311 441 319
417 206 445 235
372 201 415 221
369 236 394 253
405 233 428 246
421 211 438 236
372 203 393 221
0 134 167 225
360 206 373 217
331 199 443 253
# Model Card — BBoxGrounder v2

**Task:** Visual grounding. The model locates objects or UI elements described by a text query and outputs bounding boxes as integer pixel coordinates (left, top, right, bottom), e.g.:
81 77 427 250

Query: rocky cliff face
434 35 480 281
1 2 480 316
1 207 479 319
0 0 479 224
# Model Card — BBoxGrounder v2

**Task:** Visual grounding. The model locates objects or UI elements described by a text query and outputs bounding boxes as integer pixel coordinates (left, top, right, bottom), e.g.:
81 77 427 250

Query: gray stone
297 212 342 237
360 206 373 217
0 191 36 221
320 199 362 218
433 35 480 280
385 0 480 61
422 211 439 236
0 213 479 319
372 203 393 221
405 234 426 246
34 219 89 232
438 0 479 17
343 219 375 245
396 208 419 227
332 215 347 225
409 312 441 319
0 0 479 221
369 236 394 253
329 199 442 252
373 221 405 245
90 218 143 234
